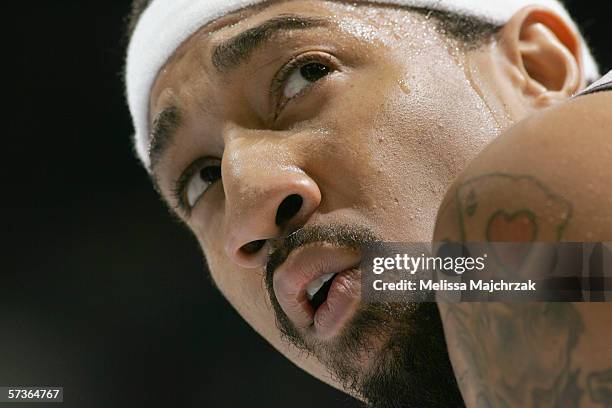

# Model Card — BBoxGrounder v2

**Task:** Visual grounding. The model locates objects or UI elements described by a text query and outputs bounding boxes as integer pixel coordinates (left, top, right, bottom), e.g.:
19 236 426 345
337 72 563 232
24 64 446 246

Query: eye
184 158 222 208
283 61 332 99
272 53 337 116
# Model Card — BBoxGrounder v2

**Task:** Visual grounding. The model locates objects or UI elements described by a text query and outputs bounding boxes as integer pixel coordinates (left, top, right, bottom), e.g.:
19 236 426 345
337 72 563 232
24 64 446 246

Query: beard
265 224 464 407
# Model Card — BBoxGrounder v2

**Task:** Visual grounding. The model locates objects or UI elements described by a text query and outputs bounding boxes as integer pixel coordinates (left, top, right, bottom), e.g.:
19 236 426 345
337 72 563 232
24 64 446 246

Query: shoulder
434 91 612 243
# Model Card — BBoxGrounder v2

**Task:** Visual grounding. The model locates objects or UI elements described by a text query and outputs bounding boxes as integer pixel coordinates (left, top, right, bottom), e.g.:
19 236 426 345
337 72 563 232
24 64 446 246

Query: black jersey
576 70 612 97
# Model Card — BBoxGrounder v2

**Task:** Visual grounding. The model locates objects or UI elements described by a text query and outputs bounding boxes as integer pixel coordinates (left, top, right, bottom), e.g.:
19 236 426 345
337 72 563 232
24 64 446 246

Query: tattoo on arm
455 173 573 243
441 173 611 407
587 369 612 407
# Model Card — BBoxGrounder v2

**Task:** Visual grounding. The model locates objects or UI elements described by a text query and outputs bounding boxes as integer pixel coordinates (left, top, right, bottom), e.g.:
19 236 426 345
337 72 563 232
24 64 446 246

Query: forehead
148 0 420 118
150 1 314 106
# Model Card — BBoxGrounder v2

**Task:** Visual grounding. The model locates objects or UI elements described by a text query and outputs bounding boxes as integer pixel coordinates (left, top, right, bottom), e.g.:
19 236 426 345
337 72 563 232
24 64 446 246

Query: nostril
241 239 266 255
275 194 303 226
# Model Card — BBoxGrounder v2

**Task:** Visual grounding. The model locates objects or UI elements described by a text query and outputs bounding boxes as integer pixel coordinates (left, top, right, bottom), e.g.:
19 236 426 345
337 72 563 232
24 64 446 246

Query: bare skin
141 0 609 404
434 91 612 407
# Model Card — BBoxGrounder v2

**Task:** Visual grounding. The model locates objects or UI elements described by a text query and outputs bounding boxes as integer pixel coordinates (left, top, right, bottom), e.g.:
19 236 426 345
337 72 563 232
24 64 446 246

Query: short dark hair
126 0 151 39
126 1 501 49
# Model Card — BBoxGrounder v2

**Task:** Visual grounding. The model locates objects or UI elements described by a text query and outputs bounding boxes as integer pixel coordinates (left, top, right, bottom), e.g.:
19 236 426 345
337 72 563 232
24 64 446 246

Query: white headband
126 0 600 169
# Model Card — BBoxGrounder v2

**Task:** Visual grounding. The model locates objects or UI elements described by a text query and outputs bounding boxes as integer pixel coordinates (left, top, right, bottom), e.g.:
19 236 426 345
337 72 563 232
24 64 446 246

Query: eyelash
270 51 336 119
171 173 191 216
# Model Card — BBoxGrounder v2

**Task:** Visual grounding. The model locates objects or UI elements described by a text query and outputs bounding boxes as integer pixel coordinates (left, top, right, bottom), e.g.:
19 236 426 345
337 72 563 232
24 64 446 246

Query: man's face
149 0 503 404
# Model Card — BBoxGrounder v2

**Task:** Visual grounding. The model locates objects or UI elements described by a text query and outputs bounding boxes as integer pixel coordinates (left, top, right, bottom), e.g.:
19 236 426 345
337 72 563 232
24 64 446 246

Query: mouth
306 272 337 310
272 244 362 340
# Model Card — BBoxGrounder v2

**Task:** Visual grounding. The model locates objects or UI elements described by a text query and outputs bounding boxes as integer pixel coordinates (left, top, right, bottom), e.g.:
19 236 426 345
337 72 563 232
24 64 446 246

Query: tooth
306 273 337 300
307 279 324 301
321 272 336 283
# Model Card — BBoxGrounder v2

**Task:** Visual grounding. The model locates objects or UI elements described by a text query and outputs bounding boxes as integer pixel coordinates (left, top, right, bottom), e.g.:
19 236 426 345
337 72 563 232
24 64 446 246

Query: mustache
265 223 380 294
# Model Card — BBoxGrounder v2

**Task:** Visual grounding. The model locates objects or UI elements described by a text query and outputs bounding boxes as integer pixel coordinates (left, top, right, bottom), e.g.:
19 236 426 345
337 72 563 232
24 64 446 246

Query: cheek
380 62 494 163
200 236 278 340
327 51 500 240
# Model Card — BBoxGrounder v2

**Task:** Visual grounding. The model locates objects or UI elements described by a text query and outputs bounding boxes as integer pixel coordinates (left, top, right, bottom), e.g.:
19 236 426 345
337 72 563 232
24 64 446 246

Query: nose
223 140 321 269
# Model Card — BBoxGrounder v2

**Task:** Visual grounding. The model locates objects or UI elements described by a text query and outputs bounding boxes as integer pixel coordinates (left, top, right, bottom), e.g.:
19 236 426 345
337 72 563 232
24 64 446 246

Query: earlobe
499 7 582 105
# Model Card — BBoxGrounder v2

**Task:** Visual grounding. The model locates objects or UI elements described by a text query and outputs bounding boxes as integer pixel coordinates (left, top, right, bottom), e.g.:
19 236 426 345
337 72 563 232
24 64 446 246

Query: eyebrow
212 15 329 72
149 104 182 172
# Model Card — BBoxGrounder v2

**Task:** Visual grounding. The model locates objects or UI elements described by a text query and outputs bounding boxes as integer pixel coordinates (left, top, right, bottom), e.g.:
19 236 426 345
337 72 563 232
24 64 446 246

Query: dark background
2 1 610 407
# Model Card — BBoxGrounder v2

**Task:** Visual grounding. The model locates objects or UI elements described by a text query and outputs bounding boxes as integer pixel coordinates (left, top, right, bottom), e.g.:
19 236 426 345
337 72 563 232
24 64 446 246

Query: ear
498 7 583 106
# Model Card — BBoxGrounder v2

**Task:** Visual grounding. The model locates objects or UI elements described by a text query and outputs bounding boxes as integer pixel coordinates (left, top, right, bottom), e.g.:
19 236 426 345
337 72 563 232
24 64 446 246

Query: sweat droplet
398 79 411 95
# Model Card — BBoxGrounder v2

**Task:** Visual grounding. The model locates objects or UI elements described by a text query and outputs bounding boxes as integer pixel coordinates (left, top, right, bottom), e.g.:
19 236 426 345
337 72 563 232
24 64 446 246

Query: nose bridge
222 134 321 268
222 136 292 221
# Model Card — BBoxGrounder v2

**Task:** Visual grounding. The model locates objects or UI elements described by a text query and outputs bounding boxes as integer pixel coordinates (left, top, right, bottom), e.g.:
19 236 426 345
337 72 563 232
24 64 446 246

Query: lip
272 243 361 340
